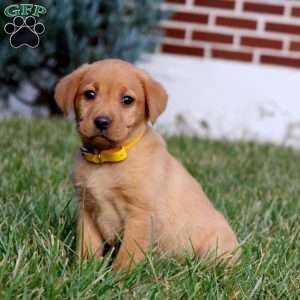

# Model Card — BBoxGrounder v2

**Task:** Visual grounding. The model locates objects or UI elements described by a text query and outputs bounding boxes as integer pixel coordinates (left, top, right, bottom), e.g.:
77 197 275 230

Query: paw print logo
4 16 45 48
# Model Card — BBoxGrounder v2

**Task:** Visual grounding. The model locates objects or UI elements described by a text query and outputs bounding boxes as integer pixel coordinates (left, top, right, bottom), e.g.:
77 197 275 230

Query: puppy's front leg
77 208 104 259
113 215 151 270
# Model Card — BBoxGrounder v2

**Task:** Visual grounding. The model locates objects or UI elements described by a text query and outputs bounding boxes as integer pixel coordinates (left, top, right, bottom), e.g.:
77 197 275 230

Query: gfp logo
3 4 47 48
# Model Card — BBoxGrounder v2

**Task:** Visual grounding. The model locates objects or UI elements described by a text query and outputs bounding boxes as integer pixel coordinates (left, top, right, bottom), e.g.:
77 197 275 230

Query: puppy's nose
94 116 112 130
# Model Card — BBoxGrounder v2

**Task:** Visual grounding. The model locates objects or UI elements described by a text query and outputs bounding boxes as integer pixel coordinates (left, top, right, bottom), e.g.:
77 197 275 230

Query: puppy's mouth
88 134 117 145
79 127 130 150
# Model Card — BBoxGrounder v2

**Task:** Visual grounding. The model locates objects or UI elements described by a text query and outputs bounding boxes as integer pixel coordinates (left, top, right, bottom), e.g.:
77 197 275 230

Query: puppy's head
55 59 167 149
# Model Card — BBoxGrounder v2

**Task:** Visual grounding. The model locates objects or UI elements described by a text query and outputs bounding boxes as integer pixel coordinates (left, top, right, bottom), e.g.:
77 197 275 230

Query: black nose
94 116 112 130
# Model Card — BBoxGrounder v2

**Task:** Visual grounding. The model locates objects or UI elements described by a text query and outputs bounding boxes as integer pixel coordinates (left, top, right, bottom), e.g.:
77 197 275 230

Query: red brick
291 7 300 17
243 2 284 15
166 0 185 3
265 22 300 35
194 0 235 10
216 16 256 30
163 27 185 39
161 44 204 56
212 49 252 62
241 36 282 50
290 41 300 52
172 12 208 24
260 55 300 68
192 31 233 44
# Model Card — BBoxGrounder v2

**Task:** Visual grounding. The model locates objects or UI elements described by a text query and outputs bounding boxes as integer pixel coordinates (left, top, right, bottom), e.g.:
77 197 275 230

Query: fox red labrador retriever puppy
55 59 239 270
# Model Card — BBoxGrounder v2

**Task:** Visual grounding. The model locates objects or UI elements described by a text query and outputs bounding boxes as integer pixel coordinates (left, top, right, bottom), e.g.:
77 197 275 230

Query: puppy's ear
136 69 168 124
54 64 90 114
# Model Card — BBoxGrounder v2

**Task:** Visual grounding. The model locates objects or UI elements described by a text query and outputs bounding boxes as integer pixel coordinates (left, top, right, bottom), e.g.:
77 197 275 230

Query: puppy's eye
122 95 134 105
84 90 96 100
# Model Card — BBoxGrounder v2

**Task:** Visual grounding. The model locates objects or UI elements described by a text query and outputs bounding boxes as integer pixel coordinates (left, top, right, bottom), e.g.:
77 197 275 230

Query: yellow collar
80 129 145 164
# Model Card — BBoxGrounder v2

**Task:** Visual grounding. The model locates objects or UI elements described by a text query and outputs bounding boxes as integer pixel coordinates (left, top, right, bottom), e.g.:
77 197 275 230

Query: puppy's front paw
112 248 146 271
112 255 135 271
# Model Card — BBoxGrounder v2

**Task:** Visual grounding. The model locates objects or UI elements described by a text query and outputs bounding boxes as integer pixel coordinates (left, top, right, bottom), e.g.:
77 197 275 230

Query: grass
0 118 299 299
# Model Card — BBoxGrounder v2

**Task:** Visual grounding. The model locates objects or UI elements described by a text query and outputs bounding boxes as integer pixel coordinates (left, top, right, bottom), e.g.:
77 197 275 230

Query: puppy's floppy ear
54 64 90 114
136 69 168 124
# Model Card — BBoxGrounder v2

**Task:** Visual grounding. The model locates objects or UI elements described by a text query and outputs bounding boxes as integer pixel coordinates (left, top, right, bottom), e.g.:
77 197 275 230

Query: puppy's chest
74 161 130 226
82 169 119 194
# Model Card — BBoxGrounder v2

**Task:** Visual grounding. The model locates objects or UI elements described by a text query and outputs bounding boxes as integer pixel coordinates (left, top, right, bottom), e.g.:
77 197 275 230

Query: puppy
55 59 239 270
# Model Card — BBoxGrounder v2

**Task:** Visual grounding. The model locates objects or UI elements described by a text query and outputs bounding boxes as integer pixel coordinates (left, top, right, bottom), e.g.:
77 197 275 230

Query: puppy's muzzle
94 116 112 131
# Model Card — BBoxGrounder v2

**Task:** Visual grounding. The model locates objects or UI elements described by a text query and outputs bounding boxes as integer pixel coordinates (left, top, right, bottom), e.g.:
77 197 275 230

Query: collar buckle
95 153 102 164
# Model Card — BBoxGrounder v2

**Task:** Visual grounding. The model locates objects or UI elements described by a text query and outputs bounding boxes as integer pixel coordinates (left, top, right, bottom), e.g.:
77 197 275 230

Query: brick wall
161 0 300 68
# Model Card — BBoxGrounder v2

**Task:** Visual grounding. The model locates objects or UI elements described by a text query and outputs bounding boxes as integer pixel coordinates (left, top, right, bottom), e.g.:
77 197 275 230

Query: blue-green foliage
0 0 169 113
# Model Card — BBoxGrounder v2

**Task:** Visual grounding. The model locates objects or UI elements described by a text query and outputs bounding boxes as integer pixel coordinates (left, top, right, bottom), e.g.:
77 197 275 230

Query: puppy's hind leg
197 224 239 265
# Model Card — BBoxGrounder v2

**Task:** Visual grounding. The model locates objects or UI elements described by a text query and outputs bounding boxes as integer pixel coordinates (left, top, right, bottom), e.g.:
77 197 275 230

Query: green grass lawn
0 118 299 299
